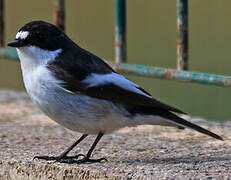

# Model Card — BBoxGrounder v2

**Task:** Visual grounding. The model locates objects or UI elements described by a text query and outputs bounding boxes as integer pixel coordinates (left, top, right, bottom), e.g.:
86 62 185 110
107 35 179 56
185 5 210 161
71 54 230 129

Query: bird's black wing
48 47 186 114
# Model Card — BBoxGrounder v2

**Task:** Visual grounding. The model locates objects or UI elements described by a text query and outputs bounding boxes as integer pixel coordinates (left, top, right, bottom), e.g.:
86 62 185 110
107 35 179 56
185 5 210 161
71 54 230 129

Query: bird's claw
59 156 107 164
33 154 107 164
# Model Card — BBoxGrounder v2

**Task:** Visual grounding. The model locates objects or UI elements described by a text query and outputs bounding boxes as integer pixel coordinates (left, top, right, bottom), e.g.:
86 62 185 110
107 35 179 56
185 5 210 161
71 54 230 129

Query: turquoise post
177 0 188 70
115 0 127 63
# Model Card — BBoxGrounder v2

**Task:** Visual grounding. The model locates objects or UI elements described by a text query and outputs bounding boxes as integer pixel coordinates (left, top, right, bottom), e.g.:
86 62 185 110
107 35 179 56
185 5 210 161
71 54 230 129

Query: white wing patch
82 72 152 98
16 31 29 40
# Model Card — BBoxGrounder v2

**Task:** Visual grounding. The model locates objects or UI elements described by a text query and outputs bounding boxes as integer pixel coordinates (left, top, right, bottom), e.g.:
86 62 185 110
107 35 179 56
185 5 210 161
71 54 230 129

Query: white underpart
82 72 152 98
16 31 29 40
16 46 62 71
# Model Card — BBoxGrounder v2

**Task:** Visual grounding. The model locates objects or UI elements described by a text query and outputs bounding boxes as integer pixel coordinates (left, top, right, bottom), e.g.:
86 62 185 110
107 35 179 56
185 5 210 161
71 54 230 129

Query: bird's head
7 21 71 68
8 20 68 51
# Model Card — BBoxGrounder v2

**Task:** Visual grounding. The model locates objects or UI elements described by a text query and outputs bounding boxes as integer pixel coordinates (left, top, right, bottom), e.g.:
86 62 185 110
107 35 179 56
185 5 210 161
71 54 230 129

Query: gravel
0 90 230 179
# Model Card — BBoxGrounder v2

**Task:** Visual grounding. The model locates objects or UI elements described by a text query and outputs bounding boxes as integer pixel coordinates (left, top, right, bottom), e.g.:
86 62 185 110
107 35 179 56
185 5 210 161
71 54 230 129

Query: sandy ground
0 90 231 179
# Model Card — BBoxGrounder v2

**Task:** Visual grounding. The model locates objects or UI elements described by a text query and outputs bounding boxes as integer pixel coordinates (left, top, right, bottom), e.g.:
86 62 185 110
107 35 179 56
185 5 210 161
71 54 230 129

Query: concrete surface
0 90 231 179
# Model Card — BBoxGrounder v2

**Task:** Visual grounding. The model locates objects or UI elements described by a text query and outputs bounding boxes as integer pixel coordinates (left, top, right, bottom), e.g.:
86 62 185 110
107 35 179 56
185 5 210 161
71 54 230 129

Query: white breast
17 45 65 109
17 46 74 126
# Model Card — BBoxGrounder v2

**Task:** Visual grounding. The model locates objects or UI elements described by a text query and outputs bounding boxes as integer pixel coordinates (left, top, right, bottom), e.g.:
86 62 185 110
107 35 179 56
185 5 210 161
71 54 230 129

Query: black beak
7 40 21 47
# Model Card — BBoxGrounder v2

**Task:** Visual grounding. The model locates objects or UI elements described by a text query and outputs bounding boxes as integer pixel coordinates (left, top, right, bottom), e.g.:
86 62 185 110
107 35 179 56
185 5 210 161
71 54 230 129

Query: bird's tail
162 111 223 141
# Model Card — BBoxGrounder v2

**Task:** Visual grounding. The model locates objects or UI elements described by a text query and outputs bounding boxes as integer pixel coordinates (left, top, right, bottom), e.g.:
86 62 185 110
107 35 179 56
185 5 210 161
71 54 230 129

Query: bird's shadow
121 155 231 165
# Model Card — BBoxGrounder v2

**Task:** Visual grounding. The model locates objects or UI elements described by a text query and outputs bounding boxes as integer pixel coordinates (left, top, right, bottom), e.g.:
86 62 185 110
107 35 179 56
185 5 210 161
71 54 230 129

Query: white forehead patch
16 31 29 40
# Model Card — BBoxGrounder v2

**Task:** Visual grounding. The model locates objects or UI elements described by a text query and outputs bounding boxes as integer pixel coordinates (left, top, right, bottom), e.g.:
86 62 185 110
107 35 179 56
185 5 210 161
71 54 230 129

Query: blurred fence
0 0 231 88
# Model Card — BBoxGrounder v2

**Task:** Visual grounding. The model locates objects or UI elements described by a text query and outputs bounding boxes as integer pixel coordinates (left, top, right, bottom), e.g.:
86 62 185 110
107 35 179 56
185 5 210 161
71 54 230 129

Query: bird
8 20 223 164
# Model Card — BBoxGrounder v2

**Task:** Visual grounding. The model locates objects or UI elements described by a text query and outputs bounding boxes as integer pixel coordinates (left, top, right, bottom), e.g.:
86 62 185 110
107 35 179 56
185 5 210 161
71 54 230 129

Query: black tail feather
125 105 223 141
163 112 223 141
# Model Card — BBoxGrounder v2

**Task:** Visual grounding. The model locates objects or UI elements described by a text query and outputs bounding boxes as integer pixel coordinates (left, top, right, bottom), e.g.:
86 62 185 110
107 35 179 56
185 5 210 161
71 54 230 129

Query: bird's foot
33 154 84 162
58 155 107 164
33 154 107 164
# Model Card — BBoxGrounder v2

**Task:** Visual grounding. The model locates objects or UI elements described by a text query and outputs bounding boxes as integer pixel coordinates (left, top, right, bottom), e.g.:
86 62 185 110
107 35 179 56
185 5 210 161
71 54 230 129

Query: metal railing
0 0 231 88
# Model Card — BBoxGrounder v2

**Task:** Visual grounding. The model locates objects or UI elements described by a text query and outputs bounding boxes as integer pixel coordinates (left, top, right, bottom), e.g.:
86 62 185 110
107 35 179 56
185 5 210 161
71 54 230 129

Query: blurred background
0 0 231 121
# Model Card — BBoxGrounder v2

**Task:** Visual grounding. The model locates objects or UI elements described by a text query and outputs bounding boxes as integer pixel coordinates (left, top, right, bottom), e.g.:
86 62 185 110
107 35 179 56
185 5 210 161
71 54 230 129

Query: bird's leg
33 134 88 162
58 132 107 164
78 132 107 163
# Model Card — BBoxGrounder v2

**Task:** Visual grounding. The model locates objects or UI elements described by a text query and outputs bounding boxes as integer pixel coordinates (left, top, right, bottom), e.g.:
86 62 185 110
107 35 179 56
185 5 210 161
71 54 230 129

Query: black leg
79 131 107 163
87 132 104 158
59 132 107 164
34 134 88 161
